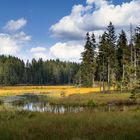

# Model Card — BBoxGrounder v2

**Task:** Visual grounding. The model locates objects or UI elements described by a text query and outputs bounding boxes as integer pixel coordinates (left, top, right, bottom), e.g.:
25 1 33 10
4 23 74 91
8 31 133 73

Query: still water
0 93 139 113
0 94 84 113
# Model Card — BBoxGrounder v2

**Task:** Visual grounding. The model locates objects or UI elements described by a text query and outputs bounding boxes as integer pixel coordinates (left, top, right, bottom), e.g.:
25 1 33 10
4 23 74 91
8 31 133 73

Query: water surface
0 93 139 113
0 93 84 113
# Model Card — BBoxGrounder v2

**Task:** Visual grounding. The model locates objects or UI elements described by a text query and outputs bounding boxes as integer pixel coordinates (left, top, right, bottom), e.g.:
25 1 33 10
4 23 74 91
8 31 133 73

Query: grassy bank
0 86 99 96
0 86 133 106
0 110 140 140
0 85 113 97
0 86 139 140
47 92 132 106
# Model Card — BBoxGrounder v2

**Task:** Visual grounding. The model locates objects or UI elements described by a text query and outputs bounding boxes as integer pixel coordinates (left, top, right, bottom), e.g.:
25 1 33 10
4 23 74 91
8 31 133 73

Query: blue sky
0 0 139 62
0 0 85 45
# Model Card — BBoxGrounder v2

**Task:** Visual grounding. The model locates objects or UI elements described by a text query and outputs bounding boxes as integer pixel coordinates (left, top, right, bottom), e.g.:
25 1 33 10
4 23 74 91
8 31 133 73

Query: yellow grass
0 86 102 97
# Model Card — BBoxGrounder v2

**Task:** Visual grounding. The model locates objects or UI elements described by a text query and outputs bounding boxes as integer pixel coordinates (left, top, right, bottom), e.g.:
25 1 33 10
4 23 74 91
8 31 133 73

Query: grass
0 86 140 140
0 110 140 140
0 86 103 97
47 92 132 106
0 85 135 106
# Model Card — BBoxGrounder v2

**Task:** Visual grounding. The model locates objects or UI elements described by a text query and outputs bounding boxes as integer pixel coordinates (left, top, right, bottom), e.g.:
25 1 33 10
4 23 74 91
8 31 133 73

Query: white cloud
13 31 31 42
50 4 90 40
0 34 20 55
30 47 46 53
31 52 49 60
30 43 84 62
30 46 49 60
86 0 108 8
0 18 32 61
4 18 27 32
50 41 84 62
50 0 140 40
49 0 140 62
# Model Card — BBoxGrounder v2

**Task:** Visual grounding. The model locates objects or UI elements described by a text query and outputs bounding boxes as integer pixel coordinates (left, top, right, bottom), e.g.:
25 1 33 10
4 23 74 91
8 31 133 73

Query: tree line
0 22 139 90
0 55 79 85
80 22 140 92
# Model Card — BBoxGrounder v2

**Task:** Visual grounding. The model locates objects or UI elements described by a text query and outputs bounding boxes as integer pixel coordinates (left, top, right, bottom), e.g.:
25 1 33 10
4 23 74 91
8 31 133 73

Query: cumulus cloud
50 4 90 40
30 46 49 60
30 43 84 62
50 42 84 62
50 0 140 40
86 0 108 8
13 31 31 42
4 18 27 32
31 52 48 60
0 34 20 55
0 18 31 60
49 0 140 62
30 47 46 53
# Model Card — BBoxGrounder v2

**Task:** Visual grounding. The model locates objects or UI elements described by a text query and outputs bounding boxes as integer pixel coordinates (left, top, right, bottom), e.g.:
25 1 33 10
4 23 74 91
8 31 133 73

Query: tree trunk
134 46 137 85
92 76 95 87
107 57 110 92
121 64 125 92
102 67 105 94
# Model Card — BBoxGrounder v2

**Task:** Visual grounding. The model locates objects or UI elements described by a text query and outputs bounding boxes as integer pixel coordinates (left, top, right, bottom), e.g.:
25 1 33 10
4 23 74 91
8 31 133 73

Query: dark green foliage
0 55 25 85
130 86 140 102
0 23 140 90
90 23 140 90
0 55 80 85
87 100 97 107
97 32 108 81
134 26 140 83
81 32 96 87
106 22 117 90
116 30 130 90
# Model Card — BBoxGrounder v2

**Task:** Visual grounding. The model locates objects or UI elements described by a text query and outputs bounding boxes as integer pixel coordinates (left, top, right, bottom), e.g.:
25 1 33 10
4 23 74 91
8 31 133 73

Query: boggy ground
0 86 133 106
0 86 140 140
0 110 140 140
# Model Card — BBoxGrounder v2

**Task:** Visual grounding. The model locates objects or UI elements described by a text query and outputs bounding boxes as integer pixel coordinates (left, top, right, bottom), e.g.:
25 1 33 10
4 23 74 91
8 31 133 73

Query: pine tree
91 33 97 86
106 22 117 91
81 32 96 87
117 30 129 91
134 25 140 85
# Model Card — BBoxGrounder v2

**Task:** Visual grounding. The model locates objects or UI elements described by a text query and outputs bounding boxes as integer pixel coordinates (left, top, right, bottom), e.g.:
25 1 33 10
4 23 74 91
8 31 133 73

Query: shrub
129 86 140 102
87 100 97 107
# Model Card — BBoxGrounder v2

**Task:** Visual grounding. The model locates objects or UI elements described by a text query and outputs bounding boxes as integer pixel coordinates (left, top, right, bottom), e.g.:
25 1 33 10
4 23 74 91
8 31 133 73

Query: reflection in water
0 93 139 113
0 94 84 114
23 103 84 113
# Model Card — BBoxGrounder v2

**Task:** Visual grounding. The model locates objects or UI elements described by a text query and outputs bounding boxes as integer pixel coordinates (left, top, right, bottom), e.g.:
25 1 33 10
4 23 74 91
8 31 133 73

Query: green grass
0 110 140 140
0 87 139 140
47 92 133 106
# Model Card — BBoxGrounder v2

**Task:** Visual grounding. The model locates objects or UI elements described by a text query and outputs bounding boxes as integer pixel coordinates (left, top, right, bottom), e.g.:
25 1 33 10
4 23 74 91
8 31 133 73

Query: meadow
0 86 102 96
0 110 140 140
0 86 133 106
0 86 140 140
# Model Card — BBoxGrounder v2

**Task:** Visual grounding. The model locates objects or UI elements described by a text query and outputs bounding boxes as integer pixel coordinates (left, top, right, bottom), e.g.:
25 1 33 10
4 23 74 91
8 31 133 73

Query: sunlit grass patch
0 86 101 97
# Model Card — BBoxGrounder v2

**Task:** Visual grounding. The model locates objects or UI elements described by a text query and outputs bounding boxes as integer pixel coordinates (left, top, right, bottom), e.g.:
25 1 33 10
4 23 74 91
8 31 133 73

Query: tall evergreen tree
106 22 117 91
134 25 140 85
117 30 129 90
81 32 96 87
97 32 108 93
0 55 80 85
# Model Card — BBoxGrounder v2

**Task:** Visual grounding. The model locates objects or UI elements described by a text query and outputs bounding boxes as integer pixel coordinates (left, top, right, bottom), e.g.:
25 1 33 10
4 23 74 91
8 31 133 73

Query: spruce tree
106 22 117 91
97 32 108 93
81 32 96 87
134 25 140 85
117 30 129 90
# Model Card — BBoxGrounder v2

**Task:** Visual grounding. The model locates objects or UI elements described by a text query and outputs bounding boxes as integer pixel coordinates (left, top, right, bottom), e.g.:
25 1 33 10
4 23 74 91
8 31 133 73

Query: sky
0 0 139 62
